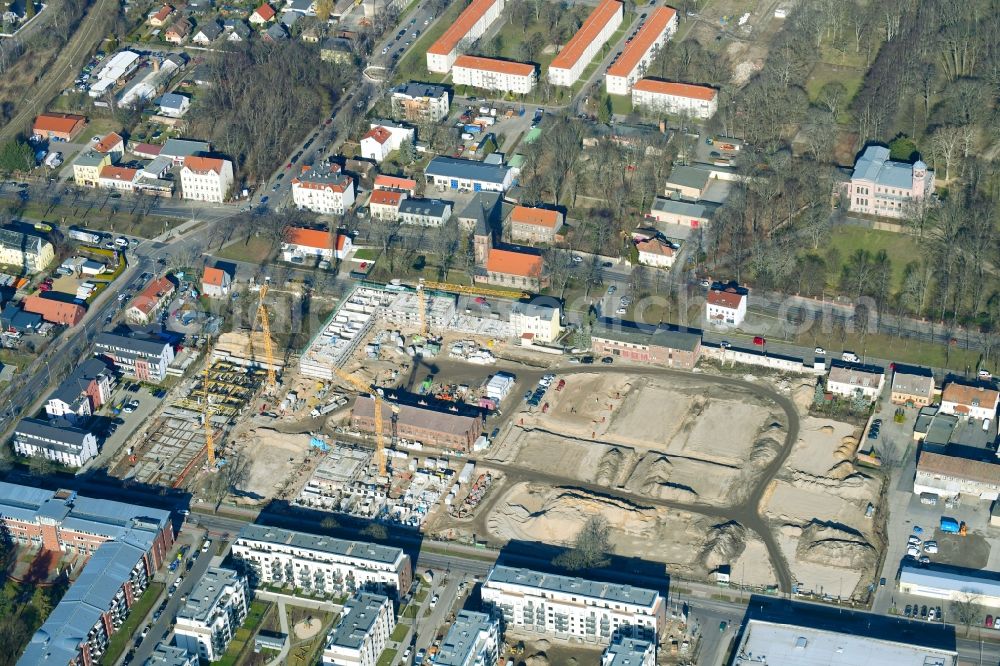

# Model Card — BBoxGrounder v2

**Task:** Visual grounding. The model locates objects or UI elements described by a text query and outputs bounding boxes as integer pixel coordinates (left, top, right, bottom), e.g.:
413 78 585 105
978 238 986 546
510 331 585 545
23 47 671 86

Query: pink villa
846 145 933 219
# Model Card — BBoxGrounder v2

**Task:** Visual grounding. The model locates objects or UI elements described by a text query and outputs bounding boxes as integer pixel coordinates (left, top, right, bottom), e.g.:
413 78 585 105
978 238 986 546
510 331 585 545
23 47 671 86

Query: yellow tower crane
413 279 529 336
256 283 277 391
333 368 388 477
203 343 216 467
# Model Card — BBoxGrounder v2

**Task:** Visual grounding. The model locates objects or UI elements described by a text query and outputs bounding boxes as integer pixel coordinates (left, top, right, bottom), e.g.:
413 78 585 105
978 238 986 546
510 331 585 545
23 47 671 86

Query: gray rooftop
392 82 449 99
296 163 352 187
734 618 956 666
487 566 660 607
146 642 197 666
158 92 190 110
425 156 510 185
851 145 926 190
511 301 559 319
603 636 654 666
0 227 47 256
160 138 210 158
48 357 112 408
651 197 720 219
892 370 934 399
435 611 496 666
237 524 404 566
95 331 171 357
74 149 108 168
325 592 390 650
14 417 93 450
592 320 701 352
177 567 244 624
399 198 451 218
665 164 711 192
195 21 223 39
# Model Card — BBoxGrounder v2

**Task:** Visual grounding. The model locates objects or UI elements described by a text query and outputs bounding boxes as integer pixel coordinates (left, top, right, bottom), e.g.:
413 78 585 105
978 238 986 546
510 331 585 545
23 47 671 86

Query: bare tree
951 591 984 637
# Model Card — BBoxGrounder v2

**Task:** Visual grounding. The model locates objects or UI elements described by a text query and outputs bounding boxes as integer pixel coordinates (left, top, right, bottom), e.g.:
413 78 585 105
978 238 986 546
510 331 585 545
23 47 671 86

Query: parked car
904 604 912 617
906 545 920 557
987 615 994 629
923 542 938 554
601 356 614 364
814 347 826 355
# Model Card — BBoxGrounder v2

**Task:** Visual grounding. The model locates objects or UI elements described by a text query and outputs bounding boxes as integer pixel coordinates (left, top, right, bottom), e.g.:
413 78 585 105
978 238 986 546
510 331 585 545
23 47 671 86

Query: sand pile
622 453 698 502
796 522 876 571
787 469 878 501
595 448 626 486
700 521 749 570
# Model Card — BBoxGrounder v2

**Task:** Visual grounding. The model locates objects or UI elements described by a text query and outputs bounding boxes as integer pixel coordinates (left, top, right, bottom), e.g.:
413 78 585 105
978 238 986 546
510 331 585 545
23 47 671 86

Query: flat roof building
425 156 513 192
602 635 655 666
434 611 500 666
321 592 394 666
175 567 249 662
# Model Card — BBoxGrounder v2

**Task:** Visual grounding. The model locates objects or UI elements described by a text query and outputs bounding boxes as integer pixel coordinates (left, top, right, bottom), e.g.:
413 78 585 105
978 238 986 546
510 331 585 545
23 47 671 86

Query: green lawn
608 93 632 115
402 604 419 619
216 235 277 264
791 328 983 373
104 583 165 665
805 62 866 123
377 648 398 666
824 226 922 290
353 247 380 261
392 1 466 84
390 623 411 642
244 600 271 634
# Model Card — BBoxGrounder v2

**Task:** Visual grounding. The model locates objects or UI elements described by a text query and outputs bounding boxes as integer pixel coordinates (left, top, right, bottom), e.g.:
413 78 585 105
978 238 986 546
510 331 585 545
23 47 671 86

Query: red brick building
590 320 702 369
22 294 86 325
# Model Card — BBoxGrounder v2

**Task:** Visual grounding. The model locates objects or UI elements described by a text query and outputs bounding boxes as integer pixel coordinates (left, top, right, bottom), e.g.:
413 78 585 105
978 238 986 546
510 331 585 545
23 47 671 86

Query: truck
310 397 346 418
69 228 102 244
940 517 961 533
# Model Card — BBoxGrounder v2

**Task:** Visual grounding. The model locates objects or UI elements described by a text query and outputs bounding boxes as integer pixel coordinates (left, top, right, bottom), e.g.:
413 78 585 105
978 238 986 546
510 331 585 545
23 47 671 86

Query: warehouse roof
425 156 510 185
665 164 712 191
651 197 720 219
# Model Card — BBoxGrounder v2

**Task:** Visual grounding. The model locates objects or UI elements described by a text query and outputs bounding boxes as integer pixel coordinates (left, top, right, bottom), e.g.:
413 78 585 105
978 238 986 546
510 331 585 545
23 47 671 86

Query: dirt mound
787 469 877 501
827 460 857 480
595 447 626 485
797 522 876 570
623 453 699 502
525 653 549 666
749 436 783 466
700 521 748 570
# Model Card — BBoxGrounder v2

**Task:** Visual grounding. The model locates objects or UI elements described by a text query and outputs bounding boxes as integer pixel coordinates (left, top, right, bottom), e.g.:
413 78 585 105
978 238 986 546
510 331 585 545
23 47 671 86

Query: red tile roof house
32 113 87 142
705 286 747 328
249 2 276 24
635 237 676 268
22 295 86 325
126 276 175 325
478 248 547 291
509 206 564 244
148 3 174 27
281 227 352 264
165 18 192 43
373 174 417 195
202 266 232 298
368 188 406 220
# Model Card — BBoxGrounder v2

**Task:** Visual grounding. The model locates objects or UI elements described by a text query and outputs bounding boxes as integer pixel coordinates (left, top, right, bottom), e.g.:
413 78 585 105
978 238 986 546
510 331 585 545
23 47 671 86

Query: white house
939 383 1000 421
481 566 665 644
705 286 746 327
281 227 352 264
230 525 413 597
291 164 356 214
12 419 99 468
826 363 885 403
434 611 500 666
180 156 234 203
509 302 561 344
604 6 677 95
157 92 191 117
635 237 675 268
452 55 536 94
249 2 276 23
174 568 249 662
548 0 623 86
361 123 414 163
631 79 719 119
321 593 394 666
98 166 139 191
202 266 232 298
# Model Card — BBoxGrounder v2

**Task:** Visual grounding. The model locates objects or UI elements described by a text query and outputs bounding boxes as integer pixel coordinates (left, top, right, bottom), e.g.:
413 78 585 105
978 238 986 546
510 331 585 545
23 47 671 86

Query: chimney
152 58 160 72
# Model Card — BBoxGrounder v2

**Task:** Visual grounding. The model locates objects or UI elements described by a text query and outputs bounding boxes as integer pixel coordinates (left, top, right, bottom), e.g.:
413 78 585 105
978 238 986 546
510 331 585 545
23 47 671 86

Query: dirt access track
471 365 803 593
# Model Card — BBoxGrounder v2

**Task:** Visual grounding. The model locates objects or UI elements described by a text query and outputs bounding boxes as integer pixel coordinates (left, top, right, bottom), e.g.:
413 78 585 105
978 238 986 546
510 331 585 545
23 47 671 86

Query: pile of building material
449 340 496 364
212 331 285 371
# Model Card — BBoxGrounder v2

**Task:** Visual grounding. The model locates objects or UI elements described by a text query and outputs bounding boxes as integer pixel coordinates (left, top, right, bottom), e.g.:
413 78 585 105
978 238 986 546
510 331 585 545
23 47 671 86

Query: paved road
0 0 116 142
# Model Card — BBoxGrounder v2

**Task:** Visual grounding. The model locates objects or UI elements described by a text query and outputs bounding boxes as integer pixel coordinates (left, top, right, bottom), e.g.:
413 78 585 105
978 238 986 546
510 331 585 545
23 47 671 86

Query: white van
984 418 991 432
842 351 860 363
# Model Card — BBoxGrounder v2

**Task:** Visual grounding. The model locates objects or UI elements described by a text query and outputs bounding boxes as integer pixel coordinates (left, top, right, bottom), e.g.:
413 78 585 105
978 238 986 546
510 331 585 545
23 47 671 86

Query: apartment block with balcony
434 611 500 666
321 592 394 666
174 567 250 662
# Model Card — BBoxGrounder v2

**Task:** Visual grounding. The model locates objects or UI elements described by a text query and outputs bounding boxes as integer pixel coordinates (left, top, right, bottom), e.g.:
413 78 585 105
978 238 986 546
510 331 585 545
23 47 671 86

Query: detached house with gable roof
291 164 355 214
281 227 352 264
250 2 276 23
847 145 934 219
180 155 234 203
826 362 886 403
940 382 1000 422
481 249 546 291
44 357 115 424
705 285 747 327
635 237 676 268
361 123 414 163
202 266 232 298
369 189 407 220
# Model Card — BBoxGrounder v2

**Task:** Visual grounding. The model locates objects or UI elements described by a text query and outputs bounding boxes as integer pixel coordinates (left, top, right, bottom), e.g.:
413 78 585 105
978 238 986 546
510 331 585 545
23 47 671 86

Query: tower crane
203 342 216 467
256 282 277 391
413 279 529 336
333 368 389 477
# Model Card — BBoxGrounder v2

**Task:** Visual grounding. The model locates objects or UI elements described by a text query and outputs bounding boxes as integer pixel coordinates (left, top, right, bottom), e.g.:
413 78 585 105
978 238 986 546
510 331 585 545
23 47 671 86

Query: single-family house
157 92 191 118
148 4 174 27
250 2 276 23
891 369 935 407
705 286 747 328
126 276 175 325
940 383 1000 422
263 23 288 41
165 18 192 44
202 266 232 298
369 189 406 220
93 132 125 161
635 237 676 268
98 166 139 191
361 123 414 163
281 227 351 264
192 21 223 43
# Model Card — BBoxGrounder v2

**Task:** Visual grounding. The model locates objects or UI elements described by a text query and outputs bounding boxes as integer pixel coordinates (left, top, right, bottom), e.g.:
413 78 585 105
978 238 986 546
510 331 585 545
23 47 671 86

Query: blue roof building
847 145 933 220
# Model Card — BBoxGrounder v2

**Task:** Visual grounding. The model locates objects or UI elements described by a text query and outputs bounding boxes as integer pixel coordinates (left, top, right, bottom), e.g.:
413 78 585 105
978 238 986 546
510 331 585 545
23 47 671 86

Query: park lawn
392 1 465 84
216 235 276 264
805 61 865 123
377 648 399 666
824 226 922 290
244 600 271 634
608 93 632 116
391 623 411 642
402 604 419 619
16 198 176 238
103 583 165 665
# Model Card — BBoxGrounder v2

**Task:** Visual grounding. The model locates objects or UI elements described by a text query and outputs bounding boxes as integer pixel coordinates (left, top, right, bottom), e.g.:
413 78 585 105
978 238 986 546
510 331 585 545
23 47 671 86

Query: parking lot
84 383 164 471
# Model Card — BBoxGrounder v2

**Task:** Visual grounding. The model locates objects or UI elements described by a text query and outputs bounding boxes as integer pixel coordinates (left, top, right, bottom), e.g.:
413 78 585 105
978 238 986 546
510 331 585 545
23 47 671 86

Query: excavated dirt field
237 428 312 498
761 417 882 598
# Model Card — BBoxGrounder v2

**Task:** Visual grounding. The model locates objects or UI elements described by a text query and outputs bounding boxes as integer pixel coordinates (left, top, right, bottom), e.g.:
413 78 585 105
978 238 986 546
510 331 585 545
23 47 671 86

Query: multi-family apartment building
13 418 99 467
548 0 623 86
481 566 665 644
126 276 175 325
826 363 886 403
846 145 934 220
73 150 113 187
705 286 747 327
939 382 1000 421
44 357 115 424
397 198 452 227
180 156 235 203
369 189 407 220
914 451 1000 501
94 332 176 383
509 302 562 344
602 635 656 666
590 320 701 369
434 611 500 666
147 643 198 666
321 592 394 666
231 525 412 597
390 82 450 122
292 164 356 214
452 55 537 94
631 79 718 118
361 123 415 163
426 0 505 73
0 228 55 274
604 6 677 94
508 206 563 244
174 567 250 662
3 482 174 666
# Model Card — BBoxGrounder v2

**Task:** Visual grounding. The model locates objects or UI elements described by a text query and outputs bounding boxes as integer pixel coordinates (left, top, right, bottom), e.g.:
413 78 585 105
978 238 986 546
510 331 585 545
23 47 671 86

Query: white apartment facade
452 55 537 94
826 364 886 403
631 79 719 119
321 592 394 666
180 156 235 203
12 419 99 467
481 566 665 644
435 611 500 666
705 287 746 327
291 165 356 214
174 567 249 662
231 525 413 597
509 302 561 344
604 6 677 95
548 0 623 86
425 0 505 73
